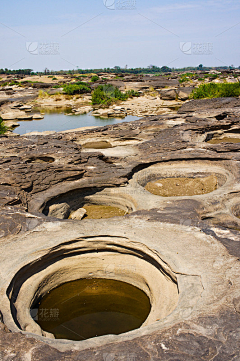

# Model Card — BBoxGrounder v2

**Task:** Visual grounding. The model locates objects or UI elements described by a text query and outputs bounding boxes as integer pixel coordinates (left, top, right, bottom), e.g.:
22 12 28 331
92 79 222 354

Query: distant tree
161 66 172 73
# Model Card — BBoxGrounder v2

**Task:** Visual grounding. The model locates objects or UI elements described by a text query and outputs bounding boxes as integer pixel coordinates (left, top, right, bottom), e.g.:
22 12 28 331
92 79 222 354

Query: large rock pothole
1 218 239 353
42 188 136 220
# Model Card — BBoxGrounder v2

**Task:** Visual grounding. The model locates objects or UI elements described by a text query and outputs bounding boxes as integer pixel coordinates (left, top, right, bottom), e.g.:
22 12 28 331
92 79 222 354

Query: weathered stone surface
160 89 177 100
0 218 240 360
1 95 240 360
178 90 189 100
32 114 44 120
178 97 240 113
48 202 70 219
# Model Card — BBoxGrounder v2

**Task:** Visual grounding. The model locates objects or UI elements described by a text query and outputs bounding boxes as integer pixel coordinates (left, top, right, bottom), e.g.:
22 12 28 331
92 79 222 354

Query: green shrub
0 117 7 134
9 80 19 86
209 74 219 79
179 73 196 83
63 82 91 95
92 85 139 106
190 82 240 99
38 90 50 98
91 75 99 82
125 89 140 97
52 77 58 80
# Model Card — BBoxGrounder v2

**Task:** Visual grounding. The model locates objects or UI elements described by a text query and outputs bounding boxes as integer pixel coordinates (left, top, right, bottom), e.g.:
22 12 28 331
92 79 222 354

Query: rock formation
0 92 240 360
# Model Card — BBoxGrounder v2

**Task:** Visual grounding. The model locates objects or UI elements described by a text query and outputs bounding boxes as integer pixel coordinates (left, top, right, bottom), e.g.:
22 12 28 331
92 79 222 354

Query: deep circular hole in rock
134 163 227 197
7 238 179 343
34 278 151 341
145 175 218 197
43 188 135 220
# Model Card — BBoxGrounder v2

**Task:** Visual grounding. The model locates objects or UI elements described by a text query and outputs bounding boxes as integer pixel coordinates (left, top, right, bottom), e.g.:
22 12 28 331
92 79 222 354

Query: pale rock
48 203 70 219
69 208 87 220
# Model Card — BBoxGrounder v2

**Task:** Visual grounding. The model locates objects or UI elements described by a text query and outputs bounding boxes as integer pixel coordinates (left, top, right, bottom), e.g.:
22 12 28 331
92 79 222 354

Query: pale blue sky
0 0 239 71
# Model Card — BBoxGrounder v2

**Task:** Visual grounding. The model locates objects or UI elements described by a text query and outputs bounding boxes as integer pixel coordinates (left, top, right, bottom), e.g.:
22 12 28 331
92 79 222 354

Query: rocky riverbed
0 72 240 360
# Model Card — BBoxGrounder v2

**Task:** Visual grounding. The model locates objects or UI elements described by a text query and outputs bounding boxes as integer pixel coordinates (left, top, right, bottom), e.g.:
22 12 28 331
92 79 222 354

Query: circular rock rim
42 187 137 220
131 161 232 199
6 237 179 348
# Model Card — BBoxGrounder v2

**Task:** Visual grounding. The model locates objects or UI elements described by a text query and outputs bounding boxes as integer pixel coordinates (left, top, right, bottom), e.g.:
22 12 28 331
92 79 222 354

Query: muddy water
208 137 240 144
82 205 126 219
145 175 218 197
35 278 151 341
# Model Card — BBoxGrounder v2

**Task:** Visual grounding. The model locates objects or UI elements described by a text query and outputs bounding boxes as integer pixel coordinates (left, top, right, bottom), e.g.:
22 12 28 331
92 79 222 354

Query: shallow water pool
13 108 139 135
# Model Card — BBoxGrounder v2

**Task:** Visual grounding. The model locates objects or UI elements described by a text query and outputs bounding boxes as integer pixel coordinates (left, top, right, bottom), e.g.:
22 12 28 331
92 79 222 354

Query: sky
0 0 239 71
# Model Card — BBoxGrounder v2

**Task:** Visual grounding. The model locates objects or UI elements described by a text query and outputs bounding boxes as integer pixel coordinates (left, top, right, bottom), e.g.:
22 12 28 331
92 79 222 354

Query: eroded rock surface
0 98 240 360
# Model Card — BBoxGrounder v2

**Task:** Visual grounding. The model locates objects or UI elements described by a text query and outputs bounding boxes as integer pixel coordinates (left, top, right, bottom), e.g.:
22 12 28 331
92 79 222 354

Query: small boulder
178 91 189 101
69 208 87 220
19 105 32 111
160 89 177 100
48 203 70 219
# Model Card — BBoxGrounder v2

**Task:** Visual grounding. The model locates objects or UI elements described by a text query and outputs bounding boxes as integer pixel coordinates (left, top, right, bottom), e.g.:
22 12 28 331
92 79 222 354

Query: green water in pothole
35 278 151 341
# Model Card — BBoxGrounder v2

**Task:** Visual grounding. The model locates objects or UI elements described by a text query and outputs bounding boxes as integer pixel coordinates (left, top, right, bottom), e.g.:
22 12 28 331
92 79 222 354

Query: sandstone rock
73 106 93 115
48 203 70 219
160 89 177 100
226 78 239 83
3 120 19 128
178 97 240 113
1 111 24 120
1 89 240 360
178 90 189 101
17 114 33 120
19 105 32 111
32 114 44 120
69 207 86 220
